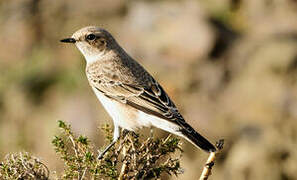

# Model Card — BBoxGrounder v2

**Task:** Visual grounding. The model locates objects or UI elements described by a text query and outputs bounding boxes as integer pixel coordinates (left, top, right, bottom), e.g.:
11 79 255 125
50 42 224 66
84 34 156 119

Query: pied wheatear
61 26 216 159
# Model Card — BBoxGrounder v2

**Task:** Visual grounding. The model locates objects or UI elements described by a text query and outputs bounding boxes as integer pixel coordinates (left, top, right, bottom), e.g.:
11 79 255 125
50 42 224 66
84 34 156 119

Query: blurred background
0 0 297 179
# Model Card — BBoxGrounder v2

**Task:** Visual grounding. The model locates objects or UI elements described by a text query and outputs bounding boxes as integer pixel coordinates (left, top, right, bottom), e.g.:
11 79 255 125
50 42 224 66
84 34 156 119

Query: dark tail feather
179 122 216 152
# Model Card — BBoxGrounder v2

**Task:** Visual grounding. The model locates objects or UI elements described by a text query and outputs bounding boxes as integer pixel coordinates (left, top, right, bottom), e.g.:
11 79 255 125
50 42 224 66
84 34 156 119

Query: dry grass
0 152 49 180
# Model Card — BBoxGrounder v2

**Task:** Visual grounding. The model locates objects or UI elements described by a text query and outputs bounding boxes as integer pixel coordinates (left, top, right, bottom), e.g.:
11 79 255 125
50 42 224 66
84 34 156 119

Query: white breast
92 87 124 122
91 87 183 138
91 87 150 130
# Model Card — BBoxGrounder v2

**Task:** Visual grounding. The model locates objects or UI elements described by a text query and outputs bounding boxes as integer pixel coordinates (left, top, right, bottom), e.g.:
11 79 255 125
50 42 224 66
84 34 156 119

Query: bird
60 26 216 159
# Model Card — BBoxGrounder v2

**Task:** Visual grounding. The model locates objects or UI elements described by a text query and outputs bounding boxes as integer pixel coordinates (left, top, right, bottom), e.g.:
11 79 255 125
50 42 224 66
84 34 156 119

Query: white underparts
91 87 184 139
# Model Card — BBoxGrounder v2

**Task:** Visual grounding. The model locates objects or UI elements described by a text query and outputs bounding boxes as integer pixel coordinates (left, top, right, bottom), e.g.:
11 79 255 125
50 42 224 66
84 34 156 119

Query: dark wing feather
94 78 183 125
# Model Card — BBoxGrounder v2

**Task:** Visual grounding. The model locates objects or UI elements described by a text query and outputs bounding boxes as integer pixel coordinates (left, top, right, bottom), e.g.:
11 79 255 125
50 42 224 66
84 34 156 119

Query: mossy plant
53 120 183 179
0 120 183 179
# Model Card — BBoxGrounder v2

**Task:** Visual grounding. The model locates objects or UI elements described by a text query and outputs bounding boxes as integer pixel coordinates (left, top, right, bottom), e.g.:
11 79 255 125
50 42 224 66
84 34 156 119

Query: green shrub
52 120 183 179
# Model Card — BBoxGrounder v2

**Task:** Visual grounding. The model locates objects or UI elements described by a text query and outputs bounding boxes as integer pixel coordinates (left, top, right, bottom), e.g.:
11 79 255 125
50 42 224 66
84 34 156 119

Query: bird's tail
178 121 216 152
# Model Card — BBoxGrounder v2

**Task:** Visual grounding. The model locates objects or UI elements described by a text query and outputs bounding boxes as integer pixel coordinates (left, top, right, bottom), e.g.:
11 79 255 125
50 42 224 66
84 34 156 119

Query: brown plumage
61 26 216 158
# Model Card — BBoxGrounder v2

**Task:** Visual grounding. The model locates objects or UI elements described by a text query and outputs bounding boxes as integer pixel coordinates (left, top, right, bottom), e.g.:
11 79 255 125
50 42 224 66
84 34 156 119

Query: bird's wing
93 77 185 125
91 75 217 152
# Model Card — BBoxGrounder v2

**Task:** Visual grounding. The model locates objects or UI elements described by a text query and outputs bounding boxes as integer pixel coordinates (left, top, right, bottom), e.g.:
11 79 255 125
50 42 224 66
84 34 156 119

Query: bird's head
61 26 118 63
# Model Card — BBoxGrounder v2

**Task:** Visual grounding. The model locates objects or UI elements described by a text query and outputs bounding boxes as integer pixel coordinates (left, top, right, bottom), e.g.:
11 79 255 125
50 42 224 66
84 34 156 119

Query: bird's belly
92 87 151 130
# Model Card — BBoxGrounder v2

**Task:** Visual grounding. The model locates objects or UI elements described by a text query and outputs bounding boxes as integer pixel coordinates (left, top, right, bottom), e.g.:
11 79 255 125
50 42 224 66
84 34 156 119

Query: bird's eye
86 34 96 41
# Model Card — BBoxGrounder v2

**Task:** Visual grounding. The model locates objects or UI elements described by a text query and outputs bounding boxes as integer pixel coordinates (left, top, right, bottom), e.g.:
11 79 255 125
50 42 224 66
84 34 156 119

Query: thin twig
199 139 224 180
69 136 78 158
118 145 128 180
118 133 133 180
80 167 87 180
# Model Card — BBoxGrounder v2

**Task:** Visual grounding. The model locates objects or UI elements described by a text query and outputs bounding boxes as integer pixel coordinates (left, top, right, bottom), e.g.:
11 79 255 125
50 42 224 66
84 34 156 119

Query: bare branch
199 139 224 180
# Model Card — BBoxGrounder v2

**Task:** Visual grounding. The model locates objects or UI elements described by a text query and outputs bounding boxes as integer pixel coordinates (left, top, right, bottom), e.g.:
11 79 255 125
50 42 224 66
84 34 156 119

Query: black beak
60 38 76 43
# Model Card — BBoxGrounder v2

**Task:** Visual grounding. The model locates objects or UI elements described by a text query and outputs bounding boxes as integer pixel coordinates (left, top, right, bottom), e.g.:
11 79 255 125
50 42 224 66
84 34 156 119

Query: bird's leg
97 125 120 160
97 140 117 160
